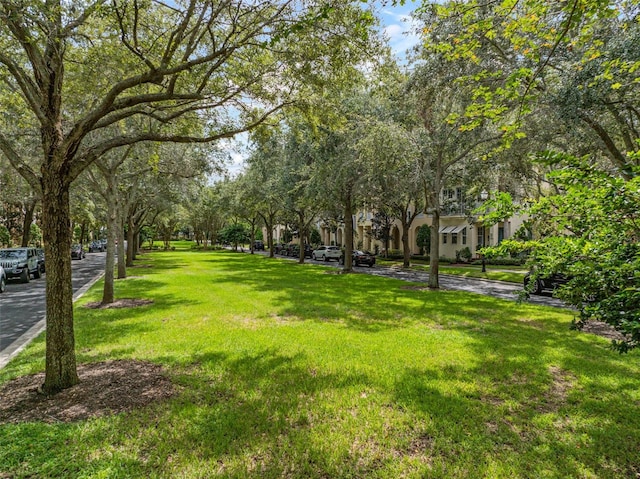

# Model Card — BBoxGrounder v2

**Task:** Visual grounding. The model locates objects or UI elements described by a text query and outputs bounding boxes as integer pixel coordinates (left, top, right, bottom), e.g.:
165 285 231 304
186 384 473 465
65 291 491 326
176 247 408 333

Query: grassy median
1 247 639 478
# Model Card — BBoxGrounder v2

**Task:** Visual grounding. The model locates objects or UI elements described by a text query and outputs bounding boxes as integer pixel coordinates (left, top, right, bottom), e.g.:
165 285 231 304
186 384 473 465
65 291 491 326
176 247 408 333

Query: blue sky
222 1 424 175
375 0 422 60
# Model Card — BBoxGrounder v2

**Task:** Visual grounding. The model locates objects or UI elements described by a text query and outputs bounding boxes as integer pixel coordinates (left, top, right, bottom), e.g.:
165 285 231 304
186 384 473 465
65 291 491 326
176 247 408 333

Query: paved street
0 251 106 368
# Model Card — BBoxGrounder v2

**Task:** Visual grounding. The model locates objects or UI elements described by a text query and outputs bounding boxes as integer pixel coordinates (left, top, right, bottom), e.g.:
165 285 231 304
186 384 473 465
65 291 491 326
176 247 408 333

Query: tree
416 224 431 255
220 223 250 250
406 55 501 288
482 152 640 352
360 119 424 268
0 0 375 393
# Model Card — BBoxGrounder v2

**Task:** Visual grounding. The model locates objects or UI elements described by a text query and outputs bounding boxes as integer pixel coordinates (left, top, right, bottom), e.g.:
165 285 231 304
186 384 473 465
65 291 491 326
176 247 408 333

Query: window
442 233 447 244
462 227 467 245
477 226 485 247
451 233 458 244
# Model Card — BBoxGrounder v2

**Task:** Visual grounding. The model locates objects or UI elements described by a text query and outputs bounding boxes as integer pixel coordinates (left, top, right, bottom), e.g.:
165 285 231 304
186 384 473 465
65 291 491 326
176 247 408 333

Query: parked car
287 244 313 258
0 247 41 283
36 248 45 274
253 240 265 251
0 265 6 293
88 240 105 252
71 244 86 260
312 245 342 262
523 271 570 295
340 250 376 267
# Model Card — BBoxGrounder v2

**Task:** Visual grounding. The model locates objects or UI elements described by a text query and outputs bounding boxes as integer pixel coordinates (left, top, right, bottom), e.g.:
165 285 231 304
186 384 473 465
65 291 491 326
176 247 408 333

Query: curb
0 272 104 370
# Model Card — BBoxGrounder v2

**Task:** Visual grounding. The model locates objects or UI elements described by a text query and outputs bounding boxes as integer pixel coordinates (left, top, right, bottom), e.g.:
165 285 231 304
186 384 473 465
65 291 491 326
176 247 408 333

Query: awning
438 225 467 234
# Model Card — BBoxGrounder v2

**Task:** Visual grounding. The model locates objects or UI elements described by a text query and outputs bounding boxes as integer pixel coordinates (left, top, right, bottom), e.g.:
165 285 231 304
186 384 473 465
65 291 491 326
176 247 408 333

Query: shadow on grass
2 250 637 478
0 347 376 478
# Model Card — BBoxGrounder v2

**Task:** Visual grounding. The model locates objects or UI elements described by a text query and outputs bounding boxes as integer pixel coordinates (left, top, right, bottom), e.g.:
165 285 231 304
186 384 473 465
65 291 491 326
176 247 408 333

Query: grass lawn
376 258 527 284
1 249 639 478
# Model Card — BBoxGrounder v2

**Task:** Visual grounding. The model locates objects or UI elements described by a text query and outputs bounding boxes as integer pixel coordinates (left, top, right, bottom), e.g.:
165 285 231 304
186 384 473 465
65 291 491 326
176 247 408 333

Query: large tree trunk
21 199 36 247
428 209 440 289
343 192 354 272
126 215 134 267
117 216 126 279
401 218 411 268
42 169 78 393
102 191 117 305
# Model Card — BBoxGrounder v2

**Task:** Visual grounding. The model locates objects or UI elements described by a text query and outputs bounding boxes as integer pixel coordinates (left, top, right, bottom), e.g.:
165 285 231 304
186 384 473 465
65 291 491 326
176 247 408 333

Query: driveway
0 251 106 368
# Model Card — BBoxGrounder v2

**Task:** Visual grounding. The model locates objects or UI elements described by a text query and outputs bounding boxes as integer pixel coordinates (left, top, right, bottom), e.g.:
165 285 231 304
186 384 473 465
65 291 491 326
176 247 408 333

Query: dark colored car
340 250 376 267
523 271 569 295
36 248 45 274
287 244 313 258
253 240 265 251
88 240 105 252
71 244 85 260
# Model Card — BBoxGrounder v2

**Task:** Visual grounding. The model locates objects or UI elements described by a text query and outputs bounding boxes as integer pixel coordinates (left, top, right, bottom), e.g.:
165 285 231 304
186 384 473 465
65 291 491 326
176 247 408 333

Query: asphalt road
0 251 106 368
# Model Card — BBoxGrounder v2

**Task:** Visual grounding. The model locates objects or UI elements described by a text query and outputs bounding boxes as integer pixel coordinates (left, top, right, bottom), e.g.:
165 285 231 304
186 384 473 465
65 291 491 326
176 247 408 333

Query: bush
410 254 430 262
456 247 472 263
471 257 524 266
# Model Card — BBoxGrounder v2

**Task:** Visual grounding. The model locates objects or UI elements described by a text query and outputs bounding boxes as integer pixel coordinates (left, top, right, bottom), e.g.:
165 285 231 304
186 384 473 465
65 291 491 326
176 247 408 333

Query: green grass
1 250 639 478
377 258 527 283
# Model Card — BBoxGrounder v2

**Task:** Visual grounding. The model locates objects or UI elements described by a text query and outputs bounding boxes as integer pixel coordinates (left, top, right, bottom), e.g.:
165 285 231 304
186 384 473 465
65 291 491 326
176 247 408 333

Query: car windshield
0 250 26 259
354 250 364 255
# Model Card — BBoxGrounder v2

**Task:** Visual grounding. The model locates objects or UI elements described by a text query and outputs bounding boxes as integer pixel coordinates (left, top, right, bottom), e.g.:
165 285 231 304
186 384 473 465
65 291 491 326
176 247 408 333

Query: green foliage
309 227 321 246
219 224 249 247
483 152 640 351
29 223 41 246
456 246 472 263
416 224 431 254
0 225 10 247
2 250 640 477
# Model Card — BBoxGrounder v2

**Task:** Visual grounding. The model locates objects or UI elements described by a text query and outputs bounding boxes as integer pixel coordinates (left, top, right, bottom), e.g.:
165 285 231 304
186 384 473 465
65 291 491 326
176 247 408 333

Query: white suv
312 245 342 262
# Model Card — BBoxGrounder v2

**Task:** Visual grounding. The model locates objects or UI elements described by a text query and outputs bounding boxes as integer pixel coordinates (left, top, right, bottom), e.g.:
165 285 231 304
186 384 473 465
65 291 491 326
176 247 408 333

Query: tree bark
21 199 36 247
117 215 126 279
41 168 79 393
102 189 117 305
428 208 440 289
126 214 134 267
343 191 354 272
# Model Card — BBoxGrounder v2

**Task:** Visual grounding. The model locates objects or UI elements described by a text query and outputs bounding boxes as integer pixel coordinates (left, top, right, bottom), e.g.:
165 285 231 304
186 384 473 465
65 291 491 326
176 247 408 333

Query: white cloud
380 8 421 59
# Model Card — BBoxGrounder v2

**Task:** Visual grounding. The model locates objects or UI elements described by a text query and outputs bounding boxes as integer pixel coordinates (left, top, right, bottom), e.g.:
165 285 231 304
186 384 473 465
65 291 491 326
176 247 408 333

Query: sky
376 0 422 60
221 0 423 176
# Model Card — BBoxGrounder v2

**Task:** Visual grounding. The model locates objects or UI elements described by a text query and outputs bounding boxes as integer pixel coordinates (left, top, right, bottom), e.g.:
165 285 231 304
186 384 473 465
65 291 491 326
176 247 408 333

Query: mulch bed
0 360 176 424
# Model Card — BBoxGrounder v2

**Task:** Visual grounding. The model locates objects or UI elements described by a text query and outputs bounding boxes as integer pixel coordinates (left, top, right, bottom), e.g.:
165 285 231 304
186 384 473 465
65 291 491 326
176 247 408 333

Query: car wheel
33 267 41 279
21 268 30 283
0 275 5 293
533 279 544 295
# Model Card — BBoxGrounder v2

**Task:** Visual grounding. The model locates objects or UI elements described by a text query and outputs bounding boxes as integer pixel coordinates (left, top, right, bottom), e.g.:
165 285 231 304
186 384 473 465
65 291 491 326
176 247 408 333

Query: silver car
312 245 342 262
0 265 6 293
